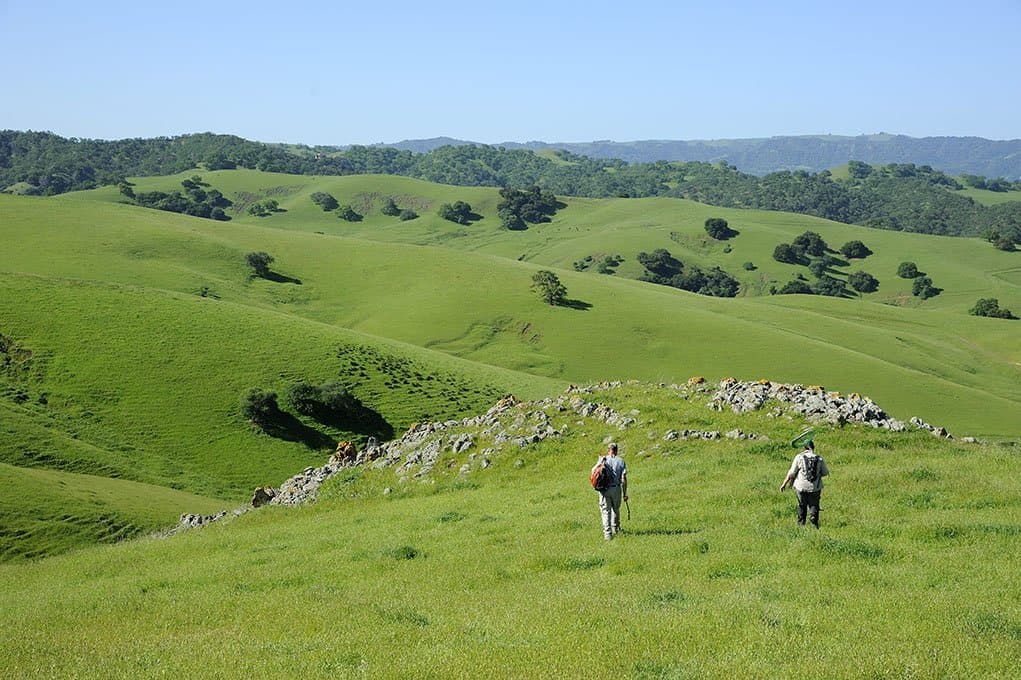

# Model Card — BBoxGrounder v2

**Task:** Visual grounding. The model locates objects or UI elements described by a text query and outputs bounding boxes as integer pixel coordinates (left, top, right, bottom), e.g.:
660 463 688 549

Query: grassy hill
1 384 1019 677
2 172 1020 561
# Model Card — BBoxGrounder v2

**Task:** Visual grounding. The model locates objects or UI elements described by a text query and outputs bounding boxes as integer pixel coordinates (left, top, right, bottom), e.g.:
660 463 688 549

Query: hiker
779 440 829 527
593 443 627 540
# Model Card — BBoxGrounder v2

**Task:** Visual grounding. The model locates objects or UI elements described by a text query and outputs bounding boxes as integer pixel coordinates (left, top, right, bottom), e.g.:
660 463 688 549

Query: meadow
1 169 1019 565
1 384 1019 677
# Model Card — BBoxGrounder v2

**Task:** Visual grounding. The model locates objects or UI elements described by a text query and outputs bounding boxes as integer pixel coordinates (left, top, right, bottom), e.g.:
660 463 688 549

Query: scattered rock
251 486 276 507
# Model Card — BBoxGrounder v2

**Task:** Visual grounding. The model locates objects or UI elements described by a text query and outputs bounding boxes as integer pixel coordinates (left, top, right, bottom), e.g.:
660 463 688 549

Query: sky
2 0 1019 145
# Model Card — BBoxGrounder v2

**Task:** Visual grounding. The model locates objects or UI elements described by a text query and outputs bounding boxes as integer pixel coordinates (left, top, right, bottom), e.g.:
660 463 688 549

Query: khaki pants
599 486 622 537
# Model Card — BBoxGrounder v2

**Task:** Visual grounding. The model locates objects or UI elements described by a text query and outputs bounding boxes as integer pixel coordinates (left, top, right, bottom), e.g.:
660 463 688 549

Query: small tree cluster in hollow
969 298 1017 319
336 204 362 221
637 248 739 297
247 198 279 217
133 175 232 221
437 201 477 225
497 186 561 230
530 270 567 306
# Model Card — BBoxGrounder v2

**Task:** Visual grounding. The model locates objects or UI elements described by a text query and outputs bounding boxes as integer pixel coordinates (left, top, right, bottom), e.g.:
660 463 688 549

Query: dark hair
806 440 815 451
608 443 618 453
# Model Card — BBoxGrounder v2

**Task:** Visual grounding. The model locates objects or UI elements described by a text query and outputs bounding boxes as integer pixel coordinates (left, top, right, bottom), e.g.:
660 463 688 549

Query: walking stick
625 498 631 521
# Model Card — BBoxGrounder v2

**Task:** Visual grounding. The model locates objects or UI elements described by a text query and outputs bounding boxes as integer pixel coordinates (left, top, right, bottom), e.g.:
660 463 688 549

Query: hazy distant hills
383 134 1021 178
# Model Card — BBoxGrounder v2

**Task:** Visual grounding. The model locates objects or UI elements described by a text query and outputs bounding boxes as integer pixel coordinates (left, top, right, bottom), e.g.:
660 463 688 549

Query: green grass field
1 171 1020 565
1 384 1019 677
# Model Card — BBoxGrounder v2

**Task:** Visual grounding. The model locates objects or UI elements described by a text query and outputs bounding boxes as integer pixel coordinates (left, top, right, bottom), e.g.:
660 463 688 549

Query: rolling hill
1 170 1020 562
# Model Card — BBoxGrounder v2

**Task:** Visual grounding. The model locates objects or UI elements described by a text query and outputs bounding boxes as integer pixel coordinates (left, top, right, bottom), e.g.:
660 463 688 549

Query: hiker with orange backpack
591 443 627 540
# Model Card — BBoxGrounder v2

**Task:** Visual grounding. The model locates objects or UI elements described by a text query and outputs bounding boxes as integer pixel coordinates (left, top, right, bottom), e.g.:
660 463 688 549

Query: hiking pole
625 498 631 521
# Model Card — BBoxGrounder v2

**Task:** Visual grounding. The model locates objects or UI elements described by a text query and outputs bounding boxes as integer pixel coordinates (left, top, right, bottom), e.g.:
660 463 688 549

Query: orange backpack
590 457 612 491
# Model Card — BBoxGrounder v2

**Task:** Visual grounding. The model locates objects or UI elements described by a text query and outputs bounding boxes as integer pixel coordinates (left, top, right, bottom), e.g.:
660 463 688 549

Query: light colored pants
599 486 622 537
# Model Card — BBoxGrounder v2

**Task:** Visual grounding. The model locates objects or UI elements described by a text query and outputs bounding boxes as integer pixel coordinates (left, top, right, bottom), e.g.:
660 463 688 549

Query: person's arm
621 469 628 501
780 457 799 491
820 458 830 477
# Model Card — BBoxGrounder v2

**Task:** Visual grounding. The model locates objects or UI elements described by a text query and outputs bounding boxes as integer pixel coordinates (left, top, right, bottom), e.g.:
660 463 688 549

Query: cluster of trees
773 233 881 297
247 198 281 217
381 197 417 221
309 191 363 221
961 174 1021 192
969 298 1017 319
636 248 739 297
437 200 479 225
5 130 1020 240
497 187 562 230
240 380 365 430
896 261 942 299
573 254 623 274
130 175 232 220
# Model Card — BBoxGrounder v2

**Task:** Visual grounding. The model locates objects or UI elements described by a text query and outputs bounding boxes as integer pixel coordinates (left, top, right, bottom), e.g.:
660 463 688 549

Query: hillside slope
1 384 1019 677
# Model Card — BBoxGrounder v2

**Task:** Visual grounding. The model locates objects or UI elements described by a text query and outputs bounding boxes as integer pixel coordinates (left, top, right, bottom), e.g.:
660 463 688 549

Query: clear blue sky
2 0 1019 144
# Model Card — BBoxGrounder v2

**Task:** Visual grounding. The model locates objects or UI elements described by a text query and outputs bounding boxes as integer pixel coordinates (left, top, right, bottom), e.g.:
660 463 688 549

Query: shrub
840 240 873 259
399 208 418 221
897 261 921 278
381 197 401 216
310 192 339 211
240 389 280 426
969 298 1017 319
743 261 756 270
848 270 880 293
808 258 830 278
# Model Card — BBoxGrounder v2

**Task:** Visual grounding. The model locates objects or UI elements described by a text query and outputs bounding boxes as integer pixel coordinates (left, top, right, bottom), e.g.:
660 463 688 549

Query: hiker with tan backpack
779 436 829 528
591 443 627 540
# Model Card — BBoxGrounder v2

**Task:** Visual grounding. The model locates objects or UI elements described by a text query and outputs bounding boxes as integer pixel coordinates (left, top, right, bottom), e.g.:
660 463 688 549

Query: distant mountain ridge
381 134 1021 178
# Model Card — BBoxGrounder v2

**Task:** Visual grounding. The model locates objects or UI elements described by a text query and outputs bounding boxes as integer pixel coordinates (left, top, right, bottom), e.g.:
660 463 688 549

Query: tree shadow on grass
559 298 593 310
262 412 336 450
314 404 395 441
264 271 303 285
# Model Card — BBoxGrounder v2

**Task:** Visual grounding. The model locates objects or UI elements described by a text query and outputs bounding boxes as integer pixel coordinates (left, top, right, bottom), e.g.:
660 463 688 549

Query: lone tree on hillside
840 240 873 259
848 270 880 293
897 261 922 278
245 251 274 278
704 217 736 240
381 197 401 216
336 204 362 221
531 270 567 306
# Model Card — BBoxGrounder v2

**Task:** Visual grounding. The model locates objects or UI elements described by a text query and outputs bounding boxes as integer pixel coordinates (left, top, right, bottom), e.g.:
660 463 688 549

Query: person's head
805 440 815 451
607 443 618 456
